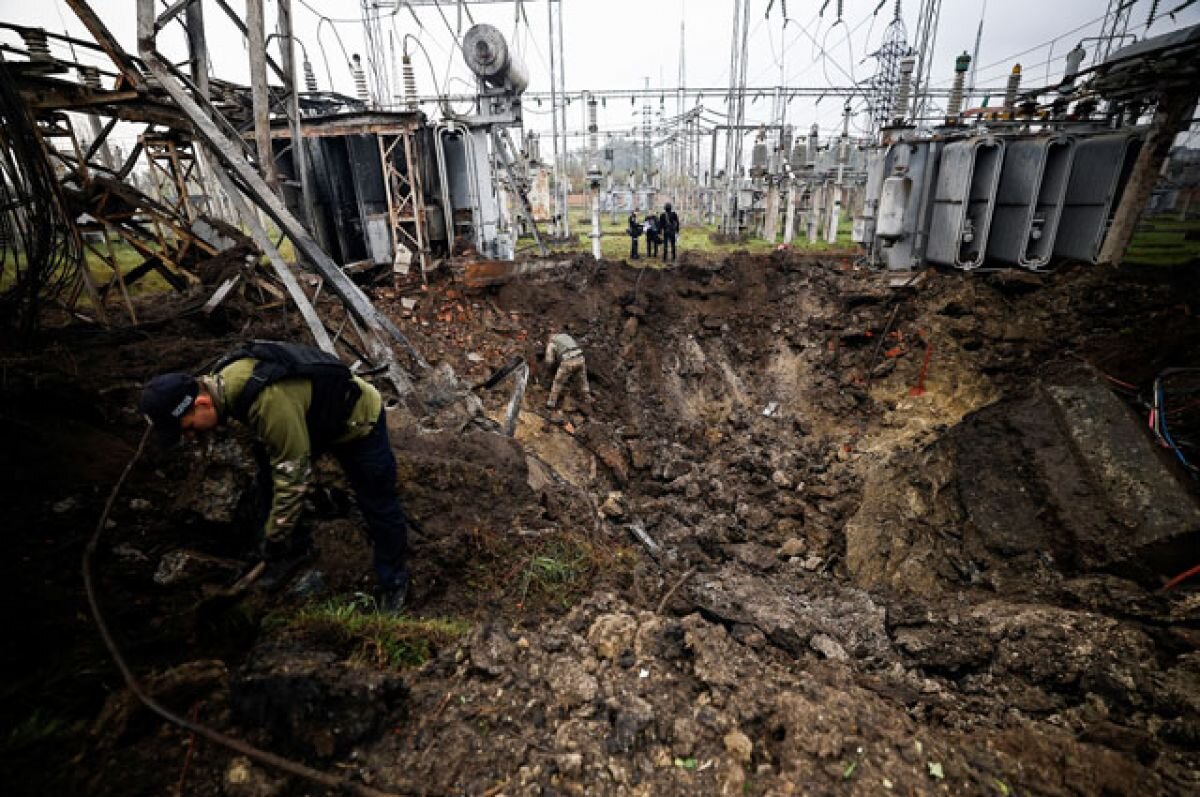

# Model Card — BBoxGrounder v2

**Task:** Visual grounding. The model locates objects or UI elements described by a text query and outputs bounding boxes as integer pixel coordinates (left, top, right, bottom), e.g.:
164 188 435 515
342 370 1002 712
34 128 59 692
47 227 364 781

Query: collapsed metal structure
0 0 555 405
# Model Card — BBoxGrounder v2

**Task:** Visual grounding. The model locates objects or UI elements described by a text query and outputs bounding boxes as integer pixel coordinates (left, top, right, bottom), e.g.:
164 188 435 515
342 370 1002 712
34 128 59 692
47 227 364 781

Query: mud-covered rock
686 566 891 662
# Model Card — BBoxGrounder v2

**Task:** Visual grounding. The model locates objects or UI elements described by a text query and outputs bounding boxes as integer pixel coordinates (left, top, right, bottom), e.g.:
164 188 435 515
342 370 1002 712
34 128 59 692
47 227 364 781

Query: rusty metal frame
378 129 431 278
142 132 213 223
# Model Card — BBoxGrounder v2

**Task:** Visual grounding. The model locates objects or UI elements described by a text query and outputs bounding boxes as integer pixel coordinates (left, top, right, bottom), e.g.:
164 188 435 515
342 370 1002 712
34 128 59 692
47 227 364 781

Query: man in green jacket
139 341 410 611
544 331 592 410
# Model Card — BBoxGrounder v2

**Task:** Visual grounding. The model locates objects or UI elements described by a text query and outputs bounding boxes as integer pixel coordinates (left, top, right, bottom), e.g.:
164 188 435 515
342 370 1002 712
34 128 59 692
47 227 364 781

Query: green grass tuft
286 593 470 669
515 538 594 610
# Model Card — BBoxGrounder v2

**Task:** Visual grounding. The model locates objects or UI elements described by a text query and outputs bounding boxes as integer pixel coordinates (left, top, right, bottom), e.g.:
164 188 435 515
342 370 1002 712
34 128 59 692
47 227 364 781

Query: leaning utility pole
277 0 315 232
246 0 280 194
182 0 331 352
1098 87 1200 266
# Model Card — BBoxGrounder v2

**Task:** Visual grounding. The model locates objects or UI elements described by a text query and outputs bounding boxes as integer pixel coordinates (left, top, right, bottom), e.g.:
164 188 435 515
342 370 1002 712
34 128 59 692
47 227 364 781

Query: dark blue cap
139 372 198 446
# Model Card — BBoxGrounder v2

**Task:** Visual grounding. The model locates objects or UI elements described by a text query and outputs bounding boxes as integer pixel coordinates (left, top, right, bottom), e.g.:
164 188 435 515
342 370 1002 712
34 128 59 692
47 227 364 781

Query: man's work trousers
332 409 410 592
630 238 639 259
548 355 590 408
662 232 677 261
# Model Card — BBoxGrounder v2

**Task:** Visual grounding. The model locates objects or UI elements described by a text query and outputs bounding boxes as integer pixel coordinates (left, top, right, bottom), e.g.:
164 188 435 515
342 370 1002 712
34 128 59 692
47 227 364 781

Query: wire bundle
1149 368 1200 479
0 59 85 338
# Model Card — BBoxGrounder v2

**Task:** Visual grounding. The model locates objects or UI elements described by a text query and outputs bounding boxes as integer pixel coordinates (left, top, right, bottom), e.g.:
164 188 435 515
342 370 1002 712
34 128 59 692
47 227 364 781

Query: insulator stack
402 54 418 110
1004 64 1022 112
351 54 369 103
947 51 971 119
587 95 598 156
22 28 53 65
303 58 318 92
79 65 102 90
892 56 916 122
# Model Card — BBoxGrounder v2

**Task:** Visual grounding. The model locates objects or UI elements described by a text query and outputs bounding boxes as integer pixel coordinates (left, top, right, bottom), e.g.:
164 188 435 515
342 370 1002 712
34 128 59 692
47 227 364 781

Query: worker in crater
139 340 410 612
543 330 592 410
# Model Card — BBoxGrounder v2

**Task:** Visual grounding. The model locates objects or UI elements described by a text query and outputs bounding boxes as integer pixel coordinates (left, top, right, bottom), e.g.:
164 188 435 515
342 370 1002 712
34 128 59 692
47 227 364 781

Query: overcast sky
2 0 1198 149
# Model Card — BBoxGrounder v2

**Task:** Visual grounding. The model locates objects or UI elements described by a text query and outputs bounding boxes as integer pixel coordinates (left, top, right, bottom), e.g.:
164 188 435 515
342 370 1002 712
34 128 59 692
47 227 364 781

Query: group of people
628 202 681 262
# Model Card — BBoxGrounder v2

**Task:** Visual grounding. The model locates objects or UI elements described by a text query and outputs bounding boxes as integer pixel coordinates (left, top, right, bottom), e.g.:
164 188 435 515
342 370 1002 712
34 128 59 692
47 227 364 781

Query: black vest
213 340 361 450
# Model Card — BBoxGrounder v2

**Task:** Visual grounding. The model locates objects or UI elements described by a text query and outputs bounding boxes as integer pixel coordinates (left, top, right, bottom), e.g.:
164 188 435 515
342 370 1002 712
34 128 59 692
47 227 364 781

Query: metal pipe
433 122 460 248
556 0 568 237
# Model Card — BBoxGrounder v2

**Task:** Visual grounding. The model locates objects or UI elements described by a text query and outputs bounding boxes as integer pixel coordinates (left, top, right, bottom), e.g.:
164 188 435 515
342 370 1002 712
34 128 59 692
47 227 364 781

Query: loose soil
1 250 1198 796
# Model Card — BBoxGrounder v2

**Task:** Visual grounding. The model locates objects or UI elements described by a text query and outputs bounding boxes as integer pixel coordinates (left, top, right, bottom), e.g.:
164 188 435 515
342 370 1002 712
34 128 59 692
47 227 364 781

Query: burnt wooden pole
277 0 315 233
184 0 230 220
1098 88 1199 266
246 0 281 194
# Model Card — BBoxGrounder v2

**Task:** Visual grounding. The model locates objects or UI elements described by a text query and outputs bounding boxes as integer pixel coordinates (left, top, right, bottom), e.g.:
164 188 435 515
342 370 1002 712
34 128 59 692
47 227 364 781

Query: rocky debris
685 566 892 663
222 757 285 797
354 592 1180 795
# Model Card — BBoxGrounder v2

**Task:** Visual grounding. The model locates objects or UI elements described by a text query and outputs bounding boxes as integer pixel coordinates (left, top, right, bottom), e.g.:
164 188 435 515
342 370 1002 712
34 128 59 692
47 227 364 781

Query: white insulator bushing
402 54 418 110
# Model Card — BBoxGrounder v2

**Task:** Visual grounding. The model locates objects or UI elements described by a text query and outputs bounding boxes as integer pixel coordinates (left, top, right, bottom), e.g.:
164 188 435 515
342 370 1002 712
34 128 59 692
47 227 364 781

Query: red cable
1161 562 1200 592
909 339 933 397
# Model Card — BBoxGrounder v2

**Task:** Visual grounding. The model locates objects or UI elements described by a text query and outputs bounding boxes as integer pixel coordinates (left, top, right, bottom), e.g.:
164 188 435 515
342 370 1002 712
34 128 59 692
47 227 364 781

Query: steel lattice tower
866 2 911 134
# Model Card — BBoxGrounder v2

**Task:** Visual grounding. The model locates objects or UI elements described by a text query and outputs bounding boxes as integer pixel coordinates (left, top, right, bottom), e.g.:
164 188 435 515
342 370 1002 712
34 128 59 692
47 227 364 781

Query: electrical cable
927 11 1111 88
0 55 85 336
1161 561 1200 592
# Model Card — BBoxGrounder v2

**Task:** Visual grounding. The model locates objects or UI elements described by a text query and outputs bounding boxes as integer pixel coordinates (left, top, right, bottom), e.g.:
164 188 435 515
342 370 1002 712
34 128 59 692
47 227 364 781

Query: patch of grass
82 239 176 297
3 708 71 751
1126 217 1200 266
541 215 857 261
285 593 470 669
515 537 595 610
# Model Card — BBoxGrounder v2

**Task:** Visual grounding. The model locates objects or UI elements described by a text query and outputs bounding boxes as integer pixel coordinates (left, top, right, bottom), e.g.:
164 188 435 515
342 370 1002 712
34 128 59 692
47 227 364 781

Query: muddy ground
1 249 1198 796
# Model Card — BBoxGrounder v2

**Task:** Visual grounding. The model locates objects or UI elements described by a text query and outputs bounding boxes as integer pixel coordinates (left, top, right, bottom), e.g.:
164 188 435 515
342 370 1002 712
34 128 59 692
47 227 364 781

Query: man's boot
378 570 411 615
257 536 316 593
